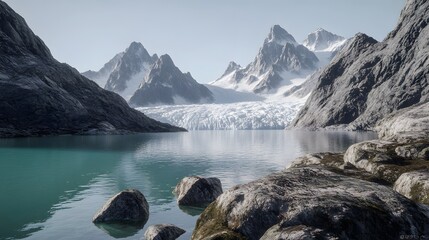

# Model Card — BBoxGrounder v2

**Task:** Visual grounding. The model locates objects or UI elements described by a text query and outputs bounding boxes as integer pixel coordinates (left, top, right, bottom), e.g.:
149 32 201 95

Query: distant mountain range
211 25 347 94
83 26 347 107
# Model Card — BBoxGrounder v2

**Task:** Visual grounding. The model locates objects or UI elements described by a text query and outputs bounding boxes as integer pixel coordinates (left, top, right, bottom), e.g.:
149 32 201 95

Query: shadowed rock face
292 0 429 130
93 189 149 224
192 167 429 240
144 224 185 240
174 176 223 207
0 1 184 137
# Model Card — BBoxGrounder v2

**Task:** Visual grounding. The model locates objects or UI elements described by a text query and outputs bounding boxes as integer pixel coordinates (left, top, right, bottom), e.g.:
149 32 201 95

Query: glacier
137 99 306 130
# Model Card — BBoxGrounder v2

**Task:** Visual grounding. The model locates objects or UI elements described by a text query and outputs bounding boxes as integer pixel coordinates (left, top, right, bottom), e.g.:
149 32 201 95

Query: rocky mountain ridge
292 0 429 130
0 0 184 137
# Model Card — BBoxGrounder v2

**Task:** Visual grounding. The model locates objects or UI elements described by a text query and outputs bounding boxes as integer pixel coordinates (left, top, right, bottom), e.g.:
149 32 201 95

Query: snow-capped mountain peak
82 41 157 100
128 54 214 107
303 28 346 52
266 25 297 46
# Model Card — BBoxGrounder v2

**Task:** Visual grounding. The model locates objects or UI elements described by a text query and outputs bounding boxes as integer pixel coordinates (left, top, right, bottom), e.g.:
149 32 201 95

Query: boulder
174 176 222 207
344 140 429 184
394 170 429 205
93 189 149 224
375 102 429 142
143 224 185 240
192 167 429 240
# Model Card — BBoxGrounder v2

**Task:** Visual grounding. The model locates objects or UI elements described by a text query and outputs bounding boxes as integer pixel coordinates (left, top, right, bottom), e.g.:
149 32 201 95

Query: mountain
81 52 123 87
303 28 347 52
82 42 157 100
212 25 329 94
292 0 429 130
0 0 184 137
128 55 214 107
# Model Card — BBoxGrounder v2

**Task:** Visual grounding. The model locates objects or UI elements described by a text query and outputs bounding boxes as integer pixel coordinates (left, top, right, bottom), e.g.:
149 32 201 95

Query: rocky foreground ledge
193 103 429 239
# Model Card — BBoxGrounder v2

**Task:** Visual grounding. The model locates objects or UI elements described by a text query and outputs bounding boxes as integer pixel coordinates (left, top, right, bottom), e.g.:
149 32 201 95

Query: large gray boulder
143 224 185 240
192 167 429 240
0 1 184 137
394 170 429 205
93 189 149 224
292 0 429 130
174 176 223 207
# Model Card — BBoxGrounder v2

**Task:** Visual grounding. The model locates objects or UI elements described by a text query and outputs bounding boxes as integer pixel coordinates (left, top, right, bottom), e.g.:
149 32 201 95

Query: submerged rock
174 176 223 207
192 167 429 240
93 189 149 224
143 224 185 240
394 170 429 205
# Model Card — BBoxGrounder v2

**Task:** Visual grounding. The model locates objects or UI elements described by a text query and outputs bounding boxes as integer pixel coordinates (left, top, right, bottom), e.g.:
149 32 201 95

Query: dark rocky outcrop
174 176 223 207
128 55 214 107
192 167 429 240
144 224 185 240
93 189 149 224
292 0 429 130
0 1 184 137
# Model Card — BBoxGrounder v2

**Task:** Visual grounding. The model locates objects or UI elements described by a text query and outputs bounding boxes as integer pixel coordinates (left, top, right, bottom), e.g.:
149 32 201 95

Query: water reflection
0 130 377 240
95 222 145 239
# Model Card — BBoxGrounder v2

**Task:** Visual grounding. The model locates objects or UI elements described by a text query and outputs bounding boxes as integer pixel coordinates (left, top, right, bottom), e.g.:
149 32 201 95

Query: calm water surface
0 130 377 240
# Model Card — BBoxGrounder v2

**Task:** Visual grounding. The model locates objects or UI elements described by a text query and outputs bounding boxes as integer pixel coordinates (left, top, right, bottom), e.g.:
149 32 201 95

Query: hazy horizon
4 0 405 83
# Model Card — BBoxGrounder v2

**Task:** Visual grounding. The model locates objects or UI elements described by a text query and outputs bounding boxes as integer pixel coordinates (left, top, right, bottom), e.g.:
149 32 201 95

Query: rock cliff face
292 0 429 130
128 55 214 107
0 1 184 137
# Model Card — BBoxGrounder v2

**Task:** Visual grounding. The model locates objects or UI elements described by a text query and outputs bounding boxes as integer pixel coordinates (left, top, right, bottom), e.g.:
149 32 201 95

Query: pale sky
4 0 405 83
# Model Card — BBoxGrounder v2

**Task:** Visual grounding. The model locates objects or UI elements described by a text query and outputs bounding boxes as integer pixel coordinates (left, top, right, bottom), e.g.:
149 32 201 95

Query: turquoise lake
0 130 377 240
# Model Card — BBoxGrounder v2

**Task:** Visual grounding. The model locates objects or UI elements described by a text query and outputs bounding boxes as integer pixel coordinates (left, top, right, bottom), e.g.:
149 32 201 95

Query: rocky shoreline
192 103 429 239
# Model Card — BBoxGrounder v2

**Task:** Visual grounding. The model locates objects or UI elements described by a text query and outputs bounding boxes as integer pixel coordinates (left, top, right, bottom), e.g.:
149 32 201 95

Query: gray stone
93 189 149 224
192 167 429 240
394 170 429 205
174 176 223 207
143 224 185 240
0 1 185 137
375 102 429 142
344 140 429 184
292 0 429 130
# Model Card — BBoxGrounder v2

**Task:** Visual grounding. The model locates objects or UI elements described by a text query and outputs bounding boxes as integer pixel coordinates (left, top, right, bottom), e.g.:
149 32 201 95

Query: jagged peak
226 61 241 71
303 28 346 52
266 25 297 46
154 54 176 69
124 41 150 56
